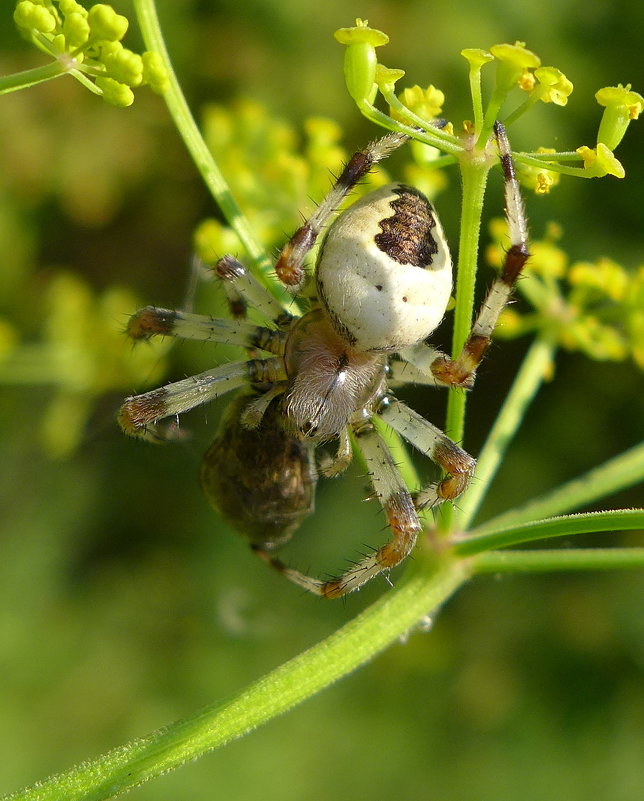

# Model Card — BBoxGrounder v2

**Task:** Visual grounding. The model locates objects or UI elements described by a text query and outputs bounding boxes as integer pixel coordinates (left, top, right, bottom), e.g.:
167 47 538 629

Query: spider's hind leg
255 417 422 599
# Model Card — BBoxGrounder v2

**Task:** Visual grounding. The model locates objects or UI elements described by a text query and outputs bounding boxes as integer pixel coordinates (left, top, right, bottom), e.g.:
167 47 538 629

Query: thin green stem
454 508 644 556
503 94 538 126
449 159 490 387
473 547 644 575
439 155 489 531
465 66 485 134
520 150 581 162
4 558 470 801
378 89 460 149
474 441 644 534
69 68 102 94
456 333 558 529
357 101 463 157
132 0 275 284
477 87 505 146
0 60 68 94
515 152 588 177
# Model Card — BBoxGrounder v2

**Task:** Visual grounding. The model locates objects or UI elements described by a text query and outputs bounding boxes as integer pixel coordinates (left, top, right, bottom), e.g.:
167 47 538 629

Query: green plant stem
378 89 460 151
0 60 68 93
454 508 644 556
4 558 470 801
474 441 644 535
439 155 489 532
468 67 484 134
473 547 644 574
519 150 581 162
456 333 558 529
357 101 463 156
132 0 275 284
477 88 505 146
514 152 587 176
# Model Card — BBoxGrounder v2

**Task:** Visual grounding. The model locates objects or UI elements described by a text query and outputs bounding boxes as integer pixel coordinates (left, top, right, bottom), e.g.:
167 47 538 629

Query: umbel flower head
334 21 641 189
13 1 169 106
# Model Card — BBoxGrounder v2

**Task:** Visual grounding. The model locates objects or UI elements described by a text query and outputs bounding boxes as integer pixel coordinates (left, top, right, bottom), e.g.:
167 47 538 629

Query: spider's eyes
376 394 393 414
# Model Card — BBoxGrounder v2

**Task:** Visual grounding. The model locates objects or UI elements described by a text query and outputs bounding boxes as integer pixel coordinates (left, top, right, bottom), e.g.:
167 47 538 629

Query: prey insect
119 122 529 598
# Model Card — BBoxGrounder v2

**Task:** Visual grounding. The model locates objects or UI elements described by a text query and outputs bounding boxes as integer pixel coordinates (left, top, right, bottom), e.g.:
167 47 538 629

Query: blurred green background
1 1 643 799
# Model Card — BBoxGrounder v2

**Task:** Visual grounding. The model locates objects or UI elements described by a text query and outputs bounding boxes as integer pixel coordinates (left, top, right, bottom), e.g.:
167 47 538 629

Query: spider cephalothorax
119 123 529 598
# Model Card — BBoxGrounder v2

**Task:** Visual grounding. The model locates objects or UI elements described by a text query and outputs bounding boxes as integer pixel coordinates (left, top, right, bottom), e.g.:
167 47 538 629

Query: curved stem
515 152 588 177
378 89 460 150
132 0 275 282
475 440 644 534
5 558 470 801
466 66 484 135
473 547 644 574
455 508 644 556
357 101 463 156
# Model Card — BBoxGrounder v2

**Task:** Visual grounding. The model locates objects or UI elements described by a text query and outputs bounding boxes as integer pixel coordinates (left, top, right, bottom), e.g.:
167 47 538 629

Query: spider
118 121 529 598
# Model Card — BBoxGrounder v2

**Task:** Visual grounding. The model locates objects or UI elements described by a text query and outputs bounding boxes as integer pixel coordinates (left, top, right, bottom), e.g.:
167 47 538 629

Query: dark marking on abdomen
375 185 439 268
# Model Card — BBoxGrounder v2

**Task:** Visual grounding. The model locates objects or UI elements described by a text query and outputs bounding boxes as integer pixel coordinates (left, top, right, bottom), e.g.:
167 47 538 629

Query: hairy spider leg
317 426 353 478
120 257 294 442
126 305 287 353
430 120 530 387
275 132 410 289
126 251 295 350
213 254 295 326
209 254 296 426
254 419 422 598
389 345 452 388
376 396 476 506
119 357 288 442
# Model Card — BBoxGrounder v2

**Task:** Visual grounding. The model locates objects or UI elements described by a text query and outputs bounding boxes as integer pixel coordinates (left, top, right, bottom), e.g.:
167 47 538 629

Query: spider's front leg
274 132 409 290
431 121 530 389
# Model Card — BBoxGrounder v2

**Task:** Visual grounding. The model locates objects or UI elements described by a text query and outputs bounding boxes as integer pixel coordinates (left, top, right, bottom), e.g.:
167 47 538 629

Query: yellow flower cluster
12 1 169 106
488 221 643 368
193 100 397 265
334 21 641 187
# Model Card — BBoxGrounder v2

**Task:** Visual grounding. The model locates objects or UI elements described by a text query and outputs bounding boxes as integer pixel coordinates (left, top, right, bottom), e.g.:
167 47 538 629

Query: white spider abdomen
316 183 452 352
